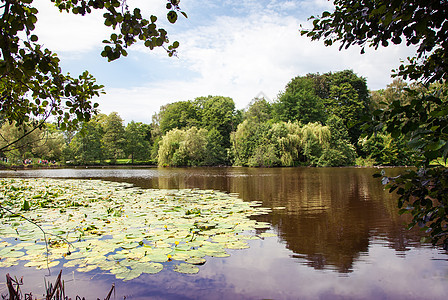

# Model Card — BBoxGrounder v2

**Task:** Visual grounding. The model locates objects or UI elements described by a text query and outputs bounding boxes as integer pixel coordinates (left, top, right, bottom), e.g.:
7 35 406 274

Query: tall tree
198 95 238 149
244 97 272 123
274 76 325 124
124 121 151 163
70 115 104 163
101 112 125 161
158 100 200 134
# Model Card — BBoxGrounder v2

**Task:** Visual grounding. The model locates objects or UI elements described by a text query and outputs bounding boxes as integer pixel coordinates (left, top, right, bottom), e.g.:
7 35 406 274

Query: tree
157 127 208 167
274 71 370 146
158 100 200 134
32 124 66 162
315 70 370 146
318 115 356 167
204 128 227 166
0 121 44 161
302 0 448 249
101 112 125 161
1 0 186 152
70 115 104 163
244 97 272 123
274 76 325 124
197 95 238 150
124 121 151 163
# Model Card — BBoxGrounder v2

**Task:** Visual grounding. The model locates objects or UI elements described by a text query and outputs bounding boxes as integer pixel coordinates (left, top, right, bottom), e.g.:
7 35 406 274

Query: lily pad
173 263 200 274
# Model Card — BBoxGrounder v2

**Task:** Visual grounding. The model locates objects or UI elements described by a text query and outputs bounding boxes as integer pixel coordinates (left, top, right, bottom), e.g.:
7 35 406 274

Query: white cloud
33 1 108 55
32 0 169 57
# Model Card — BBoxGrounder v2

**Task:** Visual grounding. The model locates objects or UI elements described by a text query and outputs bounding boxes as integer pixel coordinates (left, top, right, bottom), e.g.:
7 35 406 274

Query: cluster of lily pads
0 178 275 280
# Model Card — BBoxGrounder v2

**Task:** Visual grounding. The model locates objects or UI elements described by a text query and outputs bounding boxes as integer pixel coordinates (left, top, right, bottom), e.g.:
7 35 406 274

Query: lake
0 167 447 299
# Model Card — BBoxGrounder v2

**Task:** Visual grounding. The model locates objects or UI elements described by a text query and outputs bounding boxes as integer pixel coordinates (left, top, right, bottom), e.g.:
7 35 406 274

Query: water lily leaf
0 258 19 267
139 262 163 274
173 263 199 274
3 250 25 258
77 264 98 272
172 252 190 261
185 257 206 265
225 241 249 250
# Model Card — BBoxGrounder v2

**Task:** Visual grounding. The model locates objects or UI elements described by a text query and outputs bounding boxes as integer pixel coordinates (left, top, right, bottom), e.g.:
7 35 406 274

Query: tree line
2 70 440 167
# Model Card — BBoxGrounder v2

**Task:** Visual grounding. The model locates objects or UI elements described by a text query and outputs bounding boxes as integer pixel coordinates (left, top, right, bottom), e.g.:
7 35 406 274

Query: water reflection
1 167 447 299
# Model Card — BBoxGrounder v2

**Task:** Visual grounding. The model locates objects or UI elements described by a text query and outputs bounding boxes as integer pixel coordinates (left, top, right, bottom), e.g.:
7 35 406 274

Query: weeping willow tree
158 127 208 166
232 120 338 167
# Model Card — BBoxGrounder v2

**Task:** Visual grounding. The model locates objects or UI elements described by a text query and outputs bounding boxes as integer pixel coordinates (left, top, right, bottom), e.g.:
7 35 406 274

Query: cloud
32 0 169 57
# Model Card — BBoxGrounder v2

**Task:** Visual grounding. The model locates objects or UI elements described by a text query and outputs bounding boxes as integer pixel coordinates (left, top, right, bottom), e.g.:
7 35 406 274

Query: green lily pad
173 263 200 274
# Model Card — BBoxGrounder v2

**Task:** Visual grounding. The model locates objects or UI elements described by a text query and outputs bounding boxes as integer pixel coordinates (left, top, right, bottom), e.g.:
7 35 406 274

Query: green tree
274 76 325 124
32 124 66 162
318 115 356 167
302 0 448 249
1 0 186 153
231 119 270 166
158 100 200 134
158 127 208 167
316 70 370 145
0 121 44 161
300 122 331 165
204 128 227 166
244 97 272 123
198 95 238 150
125 121 151 163
101 112 125 161
70 115 104 163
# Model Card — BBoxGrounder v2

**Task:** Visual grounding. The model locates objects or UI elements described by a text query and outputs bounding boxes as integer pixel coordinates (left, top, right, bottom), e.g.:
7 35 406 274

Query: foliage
101 112 125 161
0 121 45 161
197 95 238 149
300 122 330 165
70 115 104 163
158 100 200 134
274 76 325 124
244 97 272 123
158 127 208 167
302 0 448 248
358 133 413 166
204 128 227 166
124 121 151 163
248 144 280 167
231 119 347 167
231 119 270 166
274 71 370 146
318 115 356 167
0 0 186 153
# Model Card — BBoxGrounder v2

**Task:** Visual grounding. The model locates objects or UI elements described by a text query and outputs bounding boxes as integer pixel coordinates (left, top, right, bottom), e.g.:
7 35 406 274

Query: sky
33 0 417 124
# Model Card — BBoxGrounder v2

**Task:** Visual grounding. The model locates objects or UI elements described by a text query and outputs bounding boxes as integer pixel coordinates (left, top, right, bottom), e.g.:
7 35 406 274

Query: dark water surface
1 167 447 299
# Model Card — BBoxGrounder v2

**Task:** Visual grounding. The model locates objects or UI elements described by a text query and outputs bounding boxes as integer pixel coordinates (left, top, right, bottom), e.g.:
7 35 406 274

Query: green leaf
173 263 199 274
167 11 178 24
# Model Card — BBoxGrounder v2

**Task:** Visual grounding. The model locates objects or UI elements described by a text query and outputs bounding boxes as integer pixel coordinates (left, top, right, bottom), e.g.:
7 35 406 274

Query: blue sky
34 0 417 124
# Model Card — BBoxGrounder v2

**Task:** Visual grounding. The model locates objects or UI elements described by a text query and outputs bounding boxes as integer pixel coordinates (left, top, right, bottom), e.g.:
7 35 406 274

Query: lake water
0 167 447 299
